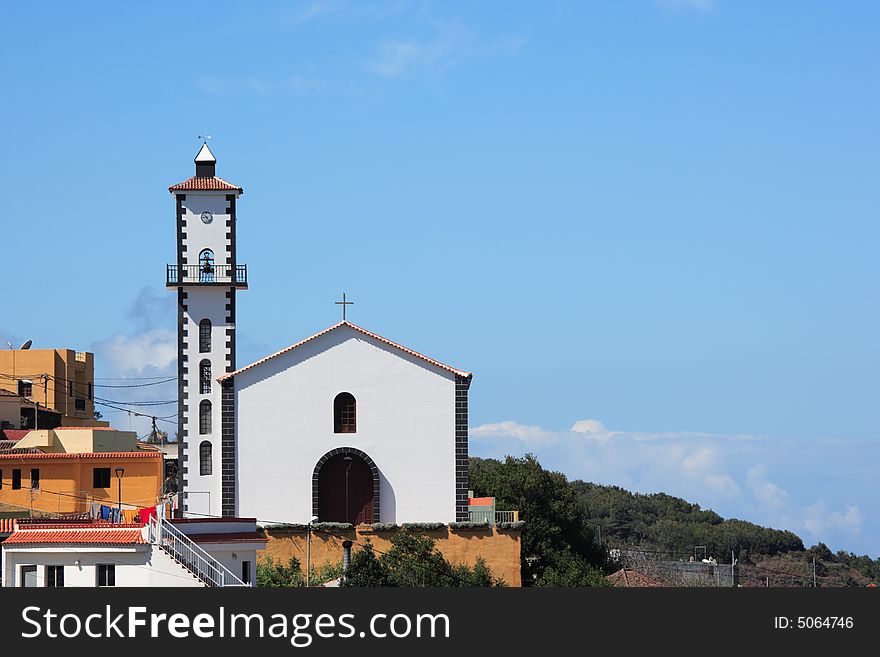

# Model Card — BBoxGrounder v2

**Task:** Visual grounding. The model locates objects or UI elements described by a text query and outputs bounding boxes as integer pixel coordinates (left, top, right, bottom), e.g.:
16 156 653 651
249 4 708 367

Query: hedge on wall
448 521 491 530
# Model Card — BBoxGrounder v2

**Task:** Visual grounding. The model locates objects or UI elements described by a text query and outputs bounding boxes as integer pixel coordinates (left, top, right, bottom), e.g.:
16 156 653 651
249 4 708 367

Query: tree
257 556 303 587
342 533 502 587
470 454 607 585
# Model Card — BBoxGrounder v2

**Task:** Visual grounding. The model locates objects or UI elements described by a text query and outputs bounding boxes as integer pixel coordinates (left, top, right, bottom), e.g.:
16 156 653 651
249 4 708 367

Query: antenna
20 339 32 350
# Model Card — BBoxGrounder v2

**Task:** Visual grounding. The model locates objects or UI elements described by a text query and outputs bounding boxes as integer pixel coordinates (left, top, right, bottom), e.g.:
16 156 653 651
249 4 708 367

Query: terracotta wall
261 526 522 587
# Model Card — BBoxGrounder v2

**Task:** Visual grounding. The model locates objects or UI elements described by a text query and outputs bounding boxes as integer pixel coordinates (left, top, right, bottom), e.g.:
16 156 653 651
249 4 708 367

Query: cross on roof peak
334 292 353 321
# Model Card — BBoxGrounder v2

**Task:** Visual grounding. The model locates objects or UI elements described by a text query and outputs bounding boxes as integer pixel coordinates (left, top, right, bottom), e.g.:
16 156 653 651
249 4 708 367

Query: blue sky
1 1 877 555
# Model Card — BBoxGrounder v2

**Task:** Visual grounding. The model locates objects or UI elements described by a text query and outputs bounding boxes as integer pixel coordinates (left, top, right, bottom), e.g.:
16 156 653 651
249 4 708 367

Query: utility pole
151 416 158 443
812 557 817 588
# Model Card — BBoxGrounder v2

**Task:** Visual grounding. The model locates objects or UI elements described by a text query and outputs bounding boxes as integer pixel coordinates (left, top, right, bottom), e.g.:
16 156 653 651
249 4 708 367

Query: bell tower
167 143 247 518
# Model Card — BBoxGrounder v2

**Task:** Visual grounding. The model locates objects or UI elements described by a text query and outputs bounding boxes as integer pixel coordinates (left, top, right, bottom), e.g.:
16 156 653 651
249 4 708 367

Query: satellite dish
20 340 32 350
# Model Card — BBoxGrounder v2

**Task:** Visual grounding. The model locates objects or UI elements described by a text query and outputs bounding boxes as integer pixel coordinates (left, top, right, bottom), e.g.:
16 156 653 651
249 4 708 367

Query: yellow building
0 427 163 516
0 347 107 428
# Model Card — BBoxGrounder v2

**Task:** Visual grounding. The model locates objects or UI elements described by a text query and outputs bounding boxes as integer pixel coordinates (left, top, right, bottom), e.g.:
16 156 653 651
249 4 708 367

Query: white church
167 145 471 525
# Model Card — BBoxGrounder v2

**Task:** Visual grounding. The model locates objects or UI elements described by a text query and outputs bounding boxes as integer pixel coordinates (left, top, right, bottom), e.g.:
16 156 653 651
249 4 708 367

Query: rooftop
168 176 242 193
219 320 471 381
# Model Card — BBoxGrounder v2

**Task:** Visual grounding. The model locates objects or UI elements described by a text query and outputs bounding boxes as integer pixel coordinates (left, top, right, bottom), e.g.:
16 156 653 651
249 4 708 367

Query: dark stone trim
226 194 236 269
225 289 236 374
312 447 380 523
175 194 187 267
176 288 189 515
455 375 471 522
221 379 236 517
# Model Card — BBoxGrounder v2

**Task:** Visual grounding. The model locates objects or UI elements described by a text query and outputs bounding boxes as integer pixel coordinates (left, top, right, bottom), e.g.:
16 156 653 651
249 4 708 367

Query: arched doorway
313 448 379 524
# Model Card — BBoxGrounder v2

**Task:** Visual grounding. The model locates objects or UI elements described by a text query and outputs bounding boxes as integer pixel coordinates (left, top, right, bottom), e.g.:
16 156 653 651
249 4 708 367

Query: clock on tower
166 143 247 518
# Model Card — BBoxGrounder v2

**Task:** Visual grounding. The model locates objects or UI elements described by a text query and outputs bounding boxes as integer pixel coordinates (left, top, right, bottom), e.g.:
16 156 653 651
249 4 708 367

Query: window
334 392 357 433
200 360 211 394
199 319 212 353
18 380 32 397
30 468 39 490
199 249 215 282
97 564 115 587
46 565 64 588
93 467 111 488
199 400 212 434
242 561 251 585
20 566 38 588
88 382 93 400
200 441 212 476
12 469 21 490
68 379 73 397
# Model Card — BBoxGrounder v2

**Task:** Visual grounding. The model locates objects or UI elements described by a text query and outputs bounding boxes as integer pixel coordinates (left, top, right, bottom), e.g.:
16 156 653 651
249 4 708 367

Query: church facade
168 146 471 524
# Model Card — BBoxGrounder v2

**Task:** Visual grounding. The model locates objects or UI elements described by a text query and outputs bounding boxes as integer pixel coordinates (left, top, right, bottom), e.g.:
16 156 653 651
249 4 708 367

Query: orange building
0 347 107 428
0 427 164 516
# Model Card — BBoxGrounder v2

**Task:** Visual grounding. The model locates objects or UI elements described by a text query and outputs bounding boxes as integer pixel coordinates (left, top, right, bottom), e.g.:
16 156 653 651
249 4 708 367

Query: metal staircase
147 516 248 587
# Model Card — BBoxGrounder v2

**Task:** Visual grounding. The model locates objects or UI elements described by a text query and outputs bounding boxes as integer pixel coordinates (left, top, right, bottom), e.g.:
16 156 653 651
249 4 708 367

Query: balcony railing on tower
166 264 248 288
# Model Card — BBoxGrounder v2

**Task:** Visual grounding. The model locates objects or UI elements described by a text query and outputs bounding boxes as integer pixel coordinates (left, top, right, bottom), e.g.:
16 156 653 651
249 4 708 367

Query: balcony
467 510 519 525
166 264 248 288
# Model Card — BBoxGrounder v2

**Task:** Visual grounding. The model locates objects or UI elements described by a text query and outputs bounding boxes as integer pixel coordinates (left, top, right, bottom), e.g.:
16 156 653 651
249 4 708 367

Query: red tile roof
0 429 30 442
218 321 472 381
606 568 667 587
0 451 161 460
4 529 146 545
0 518 18 534
168 176 243 193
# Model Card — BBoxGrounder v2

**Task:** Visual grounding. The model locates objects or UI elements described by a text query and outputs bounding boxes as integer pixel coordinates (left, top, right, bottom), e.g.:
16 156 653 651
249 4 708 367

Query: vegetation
256 555 343 587
342 532 503 587
469 455 609 586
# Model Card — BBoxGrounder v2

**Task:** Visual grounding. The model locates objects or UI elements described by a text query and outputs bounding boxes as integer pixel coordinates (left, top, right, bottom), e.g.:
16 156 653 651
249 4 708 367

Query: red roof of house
218 321 472 381
0 429 31 442
168 176 243 193
606 568 667 587
0 451 161 460
4 529 146 545
0 518 18 534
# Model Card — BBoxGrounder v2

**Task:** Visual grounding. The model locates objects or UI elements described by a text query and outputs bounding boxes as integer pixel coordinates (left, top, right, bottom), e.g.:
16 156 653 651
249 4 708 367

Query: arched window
199 399 212 434
199 249 214 282
200 441 212 476
200 359 211 394
334 392 356 433
199 319 211 353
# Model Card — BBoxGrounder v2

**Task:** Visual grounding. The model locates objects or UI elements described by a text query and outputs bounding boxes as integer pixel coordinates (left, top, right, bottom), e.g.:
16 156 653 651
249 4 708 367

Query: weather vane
198 133 212 144
335 292 353 321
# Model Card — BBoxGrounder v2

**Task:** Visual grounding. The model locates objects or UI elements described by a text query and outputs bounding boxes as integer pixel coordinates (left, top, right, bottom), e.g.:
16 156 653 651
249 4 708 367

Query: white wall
181 192 233 269
235 324 458 524
2 546 204 587
183 287 229 518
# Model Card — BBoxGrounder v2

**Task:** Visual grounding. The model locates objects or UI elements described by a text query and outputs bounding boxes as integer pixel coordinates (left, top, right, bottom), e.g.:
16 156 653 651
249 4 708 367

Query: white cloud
657 0 714 10
93 329 176 376
803 501 862 538
746 465 789 510
471 420 558 446
365 23 525 78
